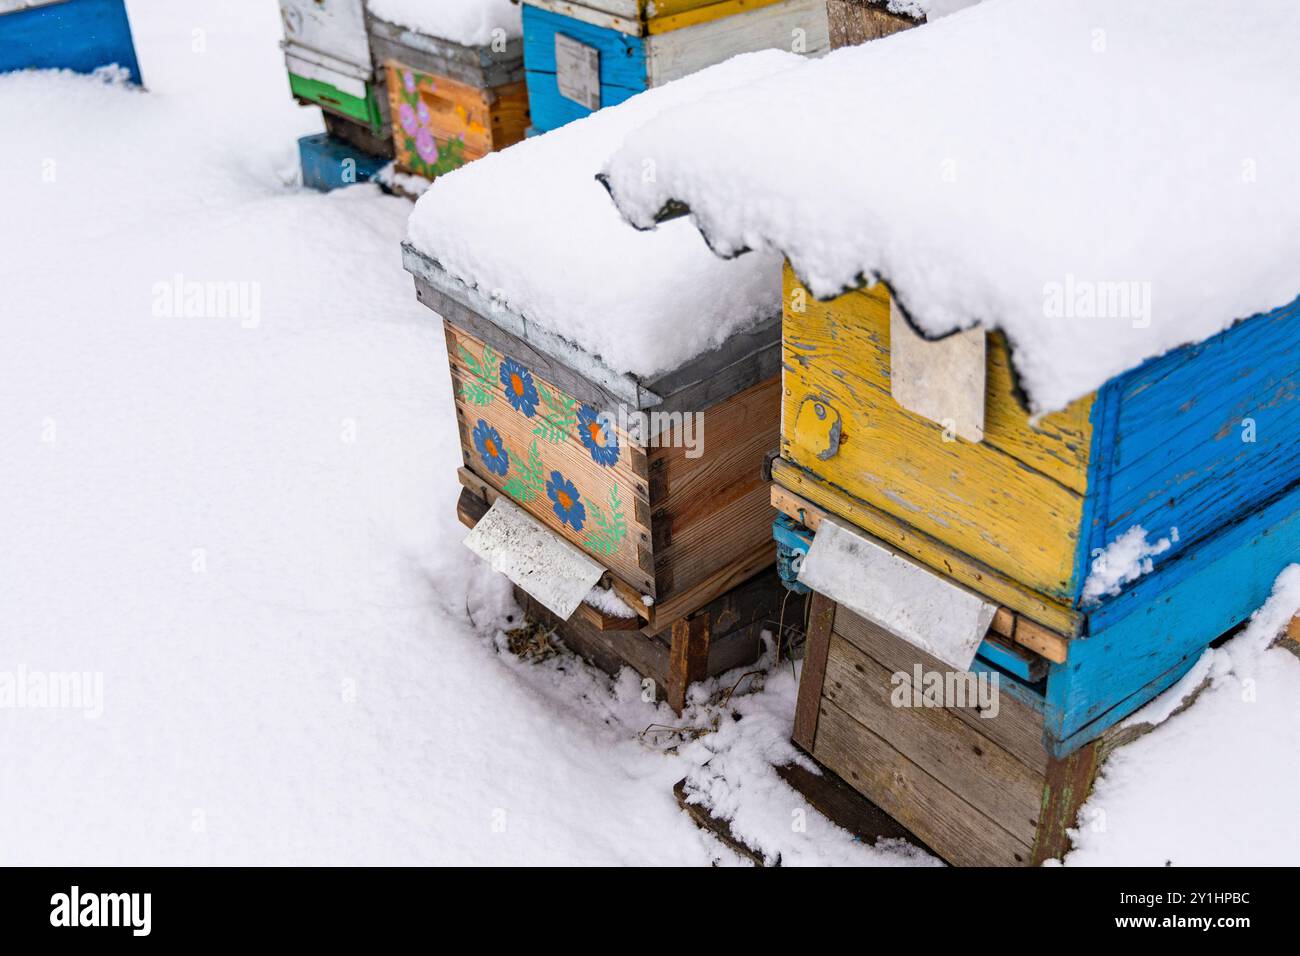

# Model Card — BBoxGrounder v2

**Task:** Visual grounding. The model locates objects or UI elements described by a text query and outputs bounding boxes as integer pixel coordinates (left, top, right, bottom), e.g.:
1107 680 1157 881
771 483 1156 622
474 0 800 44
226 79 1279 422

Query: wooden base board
515 583 766 711
673 778 767 865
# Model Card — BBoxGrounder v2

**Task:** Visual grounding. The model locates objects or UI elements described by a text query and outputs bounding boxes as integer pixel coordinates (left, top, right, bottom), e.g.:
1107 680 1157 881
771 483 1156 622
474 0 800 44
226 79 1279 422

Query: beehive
776 263 1300 757
367 9 529 181
405 243 783 707
279 0 391 150
0 0 141 83
521 0 829 133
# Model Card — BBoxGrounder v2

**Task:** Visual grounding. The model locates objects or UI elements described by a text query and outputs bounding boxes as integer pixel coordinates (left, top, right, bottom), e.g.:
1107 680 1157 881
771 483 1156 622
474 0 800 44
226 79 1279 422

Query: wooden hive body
794 592 1112 866
368 12 529 180
280 0 388 135
0 0 142 83
777 263 1300 755
520 0 829 133
404 242 782 612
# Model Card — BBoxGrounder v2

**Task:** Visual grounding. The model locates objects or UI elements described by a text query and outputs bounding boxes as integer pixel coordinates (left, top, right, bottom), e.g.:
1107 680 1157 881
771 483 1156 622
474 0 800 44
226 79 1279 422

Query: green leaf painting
457 342 498 407
583 485 628 558
503 439 544 504
532 383 578 445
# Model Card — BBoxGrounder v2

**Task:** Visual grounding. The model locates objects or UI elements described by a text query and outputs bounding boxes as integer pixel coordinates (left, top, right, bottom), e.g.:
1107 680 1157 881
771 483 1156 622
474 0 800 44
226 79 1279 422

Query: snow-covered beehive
0 0 141 83
366 0 528 185
601 0 1300 862
520 0 830 134
400 56 798 711
279 0 392 156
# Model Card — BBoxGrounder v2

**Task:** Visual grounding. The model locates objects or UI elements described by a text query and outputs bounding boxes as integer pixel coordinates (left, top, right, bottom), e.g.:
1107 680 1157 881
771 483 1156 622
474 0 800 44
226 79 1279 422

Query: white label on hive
890 298 986 443
555 33 601 111
797 514 997 671
463 496 607 620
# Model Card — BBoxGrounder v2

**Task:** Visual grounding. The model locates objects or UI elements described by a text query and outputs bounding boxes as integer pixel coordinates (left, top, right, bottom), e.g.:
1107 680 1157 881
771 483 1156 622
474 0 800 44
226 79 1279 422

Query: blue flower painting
500 358 539 418
577 404 620 467
472 419 509 476
546 470 586 531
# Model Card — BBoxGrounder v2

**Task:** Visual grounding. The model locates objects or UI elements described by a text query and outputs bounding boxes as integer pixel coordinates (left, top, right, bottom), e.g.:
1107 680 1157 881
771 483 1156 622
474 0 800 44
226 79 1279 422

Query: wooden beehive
0 0 142 83
404 242 785 706
520 0 830 133
775 262 1300 759
280 0 391 147
368 10 529 181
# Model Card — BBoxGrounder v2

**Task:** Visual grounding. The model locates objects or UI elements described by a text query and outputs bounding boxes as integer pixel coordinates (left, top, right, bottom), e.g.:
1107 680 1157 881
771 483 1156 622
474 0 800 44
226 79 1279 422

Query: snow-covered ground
1 0 1297 866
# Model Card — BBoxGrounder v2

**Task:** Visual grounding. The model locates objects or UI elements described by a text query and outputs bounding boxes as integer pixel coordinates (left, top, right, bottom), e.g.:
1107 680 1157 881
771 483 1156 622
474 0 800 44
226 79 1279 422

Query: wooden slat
1031 742 1101 864
823 634 1044 846
649 376 779 597
792 590 834 751
667 612 710 713
832 605 1049 774
814 698 1034 866
770 478 1072 662
641 542 773 636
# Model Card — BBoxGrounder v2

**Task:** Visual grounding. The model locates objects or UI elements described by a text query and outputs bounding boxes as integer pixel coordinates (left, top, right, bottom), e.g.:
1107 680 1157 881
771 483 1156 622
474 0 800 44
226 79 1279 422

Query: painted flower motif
546 471 586 531
499 358 539 418
398 102 417 135
472 419 509 477
577 404 620 467
402 70 416 94
415 127 438 163
417 100 431 128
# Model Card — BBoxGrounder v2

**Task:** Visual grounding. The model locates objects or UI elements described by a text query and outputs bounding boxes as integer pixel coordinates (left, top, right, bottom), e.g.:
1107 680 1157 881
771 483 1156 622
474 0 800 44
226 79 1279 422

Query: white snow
406 53 788 379
583 585 637 618
1080 525 1177 605
367 0 522 46
1067 566 1300 865
601 0 1300 411
885 0 984 21
4 0 1298 868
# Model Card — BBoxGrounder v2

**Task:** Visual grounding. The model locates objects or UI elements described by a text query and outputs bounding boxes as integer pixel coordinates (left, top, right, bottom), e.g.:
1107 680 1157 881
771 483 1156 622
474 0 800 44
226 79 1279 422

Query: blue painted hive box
521 0 829 133
0 0 141 83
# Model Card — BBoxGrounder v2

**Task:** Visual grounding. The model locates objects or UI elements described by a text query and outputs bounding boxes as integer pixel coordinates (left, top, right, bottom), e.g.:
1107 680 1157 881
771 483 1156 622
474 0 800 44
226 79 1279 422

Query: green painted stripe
288 73 384 132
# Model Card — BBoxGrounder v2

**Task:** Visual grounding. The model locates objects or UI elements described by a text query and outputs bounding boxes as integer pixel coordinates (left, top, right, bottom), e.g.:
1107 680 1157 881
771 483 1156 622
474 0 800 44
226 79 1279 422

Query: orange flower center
510 373 524 396
557 490 573 511
587 421 604 445
484 438 498 458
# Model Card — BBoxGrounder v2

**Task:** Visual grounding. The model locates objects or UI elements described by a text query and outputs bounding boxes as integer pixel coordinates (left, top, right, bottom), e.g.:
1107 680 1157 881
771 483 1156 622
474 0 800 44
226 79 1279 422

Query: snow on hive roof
600 0 1300 412
367 0 522 47
406 52 794 379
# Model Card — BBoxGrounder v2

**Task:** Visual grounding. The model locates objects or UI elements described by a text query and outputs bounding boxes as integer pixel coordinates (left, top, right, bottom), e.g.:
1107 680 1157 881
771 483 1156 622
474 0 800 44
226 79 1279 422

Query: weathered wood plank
823 634 1045 846
1031 741 1100 864
667 611 710 713
813 698 1034 866
792 590 834 751
832 605 1049 774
